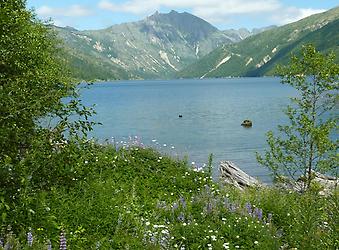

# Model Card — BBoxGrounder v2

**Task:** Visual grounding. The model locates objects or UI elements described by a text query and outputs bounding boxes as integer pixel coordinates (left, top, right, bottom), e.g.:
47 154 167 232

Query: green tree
257 44 339 191
0 0 95 204
0 0 94 159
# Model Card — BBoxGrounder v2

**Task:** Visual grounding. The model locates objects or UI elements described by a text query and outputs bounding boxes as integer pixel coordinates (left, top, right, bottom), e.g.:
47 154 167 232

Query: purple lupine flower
47 239 52 250
257 208 263 220
253 208 263 221
27 230 33 247
267 213 273 224
172 202 179 211
150 235 157 244
177 212 185 222
229 203 237 213
179 196 186 208
59 230 67 250
245 202 252 215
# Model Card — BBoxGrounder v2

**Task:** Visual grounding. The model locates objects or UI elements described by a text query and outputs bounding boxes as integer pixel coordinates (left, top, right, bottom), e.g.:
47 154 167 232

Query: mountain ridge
55 10 273 80
177 7 339 78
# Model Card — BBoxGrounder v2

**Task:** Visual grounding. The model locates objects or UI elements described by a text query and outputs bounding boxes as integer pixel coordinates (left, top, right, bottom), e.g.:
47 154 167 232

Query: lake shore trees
257 45 339 191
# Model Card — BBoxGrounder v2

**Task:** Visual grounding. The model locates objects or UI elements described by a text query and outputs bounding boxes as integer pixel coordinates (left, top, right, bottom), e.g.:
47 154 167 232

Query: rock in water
219 161 262 190
241 120 252 127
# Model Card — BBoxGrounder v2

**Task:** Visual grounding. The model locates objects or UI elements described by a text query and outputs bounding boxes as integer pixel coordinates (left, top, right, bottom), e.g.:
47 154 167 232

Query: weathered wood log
219 160 338 195
219 161 262 190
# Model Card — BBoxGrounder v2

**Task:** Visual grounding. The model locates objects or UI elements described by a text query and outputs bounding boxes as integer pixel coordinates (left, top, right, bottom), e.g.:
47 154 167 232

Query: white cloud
98 0 328 28
36 4 92 17
98 0 281 15
271 7 326 25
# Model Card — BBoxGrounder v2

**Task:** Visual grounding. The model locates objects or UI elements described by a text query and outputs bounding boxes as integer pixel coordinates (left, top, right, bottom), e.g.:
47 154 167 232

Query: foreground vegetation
1 1 338 249
1 141 338 249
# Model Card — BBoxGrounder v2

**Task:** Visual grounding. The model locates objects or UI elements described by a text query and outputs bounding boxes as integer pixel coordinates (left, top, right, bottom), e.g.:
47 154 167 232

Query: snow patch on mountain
215 55 232 69
256 55 271 68
126 40 137 49
110 57 127 68
74 33 92 43
200 55 232 79
93 41 104 52
159 50 178 71
245 57 253 66
195 43 200 56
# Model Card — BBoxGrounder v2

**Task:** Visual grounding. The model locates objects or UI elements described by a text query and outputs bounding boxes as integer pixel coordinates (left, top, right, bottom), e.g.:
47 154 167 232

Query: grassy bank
1 141 338 249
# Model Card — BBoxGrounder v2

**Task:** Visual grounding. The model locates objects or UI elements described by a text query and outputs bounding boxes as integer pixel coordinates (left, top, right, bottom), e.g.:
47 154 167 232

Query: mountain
178 7 339 79
222 26 277 43
56 11 252 80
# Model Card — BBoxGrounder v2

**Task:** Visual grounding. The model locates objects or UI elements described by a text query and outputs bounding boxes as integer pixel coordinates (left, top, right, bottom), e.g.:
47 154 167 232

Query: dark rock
241 120 252 127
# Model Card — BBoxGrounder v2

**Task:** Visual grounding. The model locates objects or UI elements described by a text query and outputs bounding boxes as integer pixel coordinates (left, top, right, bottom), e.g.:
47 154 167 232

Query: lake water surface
80 77 296 182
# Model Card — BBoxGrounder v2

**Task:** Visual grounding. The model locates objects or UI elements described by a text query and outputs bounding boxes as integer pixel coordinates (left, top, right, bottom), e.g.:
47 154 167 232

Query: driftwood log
219 161 263 190
219 161 338 195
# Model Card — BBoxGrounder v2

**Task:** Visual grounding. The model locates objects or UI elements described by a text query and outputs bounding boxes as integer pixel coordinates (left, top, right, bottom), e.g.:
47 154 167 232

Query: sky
26 0 338 31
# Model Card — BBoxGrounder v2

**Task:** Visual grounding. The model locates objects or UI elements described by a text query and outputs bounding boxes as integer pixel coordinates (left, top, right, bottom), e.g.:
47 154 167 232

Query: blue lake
80 77 297 182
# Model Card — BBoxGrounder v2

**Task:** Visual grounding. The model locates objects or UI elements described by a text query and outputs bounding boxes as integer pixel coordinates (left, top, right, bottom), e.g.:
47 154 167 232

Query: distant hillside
177 7 339 79
55 11 253 81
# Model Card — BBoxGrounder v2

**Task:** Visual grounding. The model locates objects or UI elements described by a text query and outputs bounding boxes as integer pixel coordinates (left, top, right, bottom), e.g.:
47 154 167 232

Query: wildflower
254 208 263 221
182 223 187 226
236 235 240 239
211 235 217 241
179 197 186 208
206 202 213 213
96 241 101 249
229 204 237 212
267 213 273 223
254 241 258 244
223 242 230 249
245 202 252 215
27 230 33 247
145 221 151 226
47 240 52 250
59 230 67 250
235 246 240 248
178 213 185 222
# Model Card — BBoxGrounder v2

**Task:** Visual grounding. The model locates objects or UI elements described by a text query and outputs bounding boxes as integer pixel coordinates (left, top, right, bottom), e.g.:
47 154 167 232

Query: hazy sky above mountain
27 0 338 30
